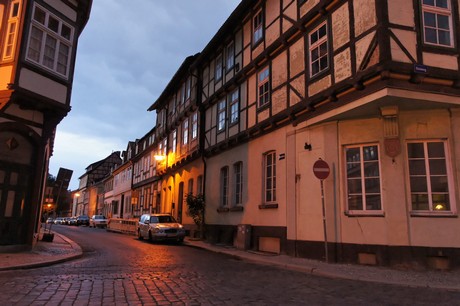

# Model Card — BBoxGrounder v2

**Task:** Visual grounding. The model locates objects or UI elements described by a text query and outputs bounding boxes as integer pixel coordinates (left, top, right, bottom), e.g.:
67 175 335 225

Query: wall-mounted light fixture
304 143 312 151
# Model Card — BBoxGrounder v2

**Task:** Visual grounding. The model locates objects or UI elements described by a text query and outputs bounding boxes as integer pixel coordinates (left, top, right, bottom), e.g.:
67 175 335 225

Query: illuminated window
345 145 382 212
422 0 453 47
309 22 328 77
26 4 74 78
258 67 270 108
263 151 276 203
407 141 453 212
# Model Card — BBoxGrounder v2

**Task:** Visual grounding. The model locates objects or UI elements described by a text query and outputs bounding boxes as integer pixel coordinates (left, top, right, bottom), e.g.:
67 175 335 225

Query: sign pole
313 158 330 263
320 178 328 263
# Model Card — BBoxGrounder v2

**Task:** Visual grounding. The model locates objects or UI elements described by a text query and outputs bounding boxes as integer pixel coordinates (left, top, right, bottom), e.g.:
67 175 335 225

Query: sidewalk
0 229 82 271
1 232 459 292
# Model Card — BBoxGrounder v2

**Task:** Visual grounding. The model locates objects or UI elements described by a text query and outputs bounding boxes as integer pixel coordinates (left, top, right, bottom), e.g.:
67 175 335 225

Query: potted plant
185 193 205 239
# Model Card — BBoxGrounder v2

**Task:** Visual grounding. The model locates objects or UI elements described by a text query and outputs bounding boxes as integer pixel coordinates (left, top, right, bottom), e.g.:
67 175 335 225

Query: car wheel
138 229 143 240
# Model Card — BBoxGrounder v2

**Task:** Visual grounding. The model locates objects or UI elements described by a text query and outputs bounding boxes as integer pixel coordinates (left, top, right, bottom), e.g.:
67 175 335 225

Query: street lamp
74 192 80 215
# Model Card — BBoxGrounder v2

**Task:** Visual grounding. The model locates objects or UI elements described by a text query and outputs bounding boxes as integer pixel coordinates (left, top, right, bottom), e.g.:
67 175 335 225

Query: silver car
138 214 185 243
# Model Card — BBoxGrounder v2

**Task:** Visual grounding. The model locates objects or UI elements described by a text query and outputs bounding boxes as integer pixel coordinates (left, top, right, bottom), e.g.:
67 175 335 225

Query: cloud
49 0 241 190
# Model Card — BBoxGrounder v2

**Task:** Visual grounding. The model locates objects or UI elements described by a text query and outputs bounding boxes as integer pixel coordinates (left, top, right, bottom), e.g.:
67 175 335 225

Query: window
217 99 226 132
407 141 453 212
258 67 270 108
191 112 198 140
197 175 203 195
215 55 223 81
172 130 177 153
422 0 453 47
253 10 264 44
188 178 194 195
26 4 74 78
230 89 239 124
345 145 382 212
183 119 189 145
3 1 21 60
226 42 234 71
220 167 229 207
264 151 276 203
234 162 243 206
185 77 191 101
309 22 328 77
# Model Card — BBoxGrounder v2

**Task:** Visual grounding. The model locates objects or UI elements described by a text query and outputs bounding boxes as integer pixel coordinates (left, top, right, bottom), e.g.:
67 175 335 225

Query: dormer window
26 4 74 79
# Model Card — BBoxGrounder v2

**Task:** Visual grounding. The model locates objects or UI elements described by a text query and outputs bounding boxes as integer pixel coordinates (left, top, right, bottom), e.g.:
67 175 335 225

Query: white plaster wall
19 68 67 104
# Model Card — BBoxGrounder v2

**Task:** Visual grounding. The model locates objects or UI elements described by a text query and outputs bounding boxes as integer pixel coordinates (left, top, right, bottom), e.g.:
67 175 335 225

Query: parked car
45 217 54 224
137 214 185 243
90 215 108 228
54 217 66 225
76 215 90 226
68 217 77 226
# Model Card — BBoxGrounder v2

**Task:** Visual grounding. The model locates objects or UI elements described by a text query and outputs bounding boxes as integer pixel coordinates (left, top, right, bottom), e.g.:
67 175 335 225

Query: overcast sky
49 0 241 191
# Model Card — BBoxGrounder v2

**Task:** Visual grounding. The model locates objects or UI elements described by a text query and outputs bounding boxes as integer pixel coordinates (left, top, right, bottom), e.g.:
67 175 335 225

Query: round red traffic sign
313 159 330 180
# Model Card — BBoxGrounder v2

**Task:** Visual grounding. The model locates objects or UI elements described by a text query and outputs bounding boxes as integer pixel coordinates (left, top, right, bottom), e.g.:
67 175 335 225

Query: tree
185 193 205 238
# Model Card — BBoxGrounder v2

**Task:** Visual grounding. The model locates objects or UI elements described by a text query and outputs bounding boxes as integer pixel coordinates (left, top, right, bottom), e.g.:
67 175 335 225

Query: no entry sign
313 159 330 180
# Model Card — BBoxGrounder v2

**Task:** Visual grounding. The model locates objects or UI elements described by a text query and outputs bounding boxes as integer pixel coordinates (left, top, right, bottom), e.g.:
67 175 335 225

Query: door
178 182 184 224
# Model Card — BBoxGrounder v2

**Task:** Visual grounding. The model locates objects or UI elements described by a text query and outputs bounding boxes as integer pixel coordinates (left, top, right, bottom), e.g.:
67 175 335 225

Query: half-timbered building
148 54 204 232
196 0 460 268
0 0 91 247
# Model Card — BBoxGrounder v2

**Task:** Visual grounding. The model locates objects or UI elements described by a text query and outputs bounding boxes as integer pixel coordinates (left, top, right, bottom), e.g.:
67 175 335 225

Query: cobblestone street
0 226 459 305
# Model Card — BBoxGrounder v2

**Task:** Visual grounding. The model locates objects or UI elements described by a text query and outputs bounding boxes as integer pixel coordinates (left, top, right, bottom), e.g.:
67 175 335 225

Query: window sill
230 206 244 212
344 211 385 217
217 207 229 213
259 203 278 209
410 211 457 218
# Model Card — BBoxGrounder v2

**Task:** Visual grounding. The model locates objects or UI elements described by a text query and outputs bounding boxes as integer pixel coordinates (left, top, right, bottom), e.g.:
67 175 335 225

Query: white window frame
191 112 198 140
226 42 234 71
229 89 239 125
407 140 455 215
309 21 329 77
182 119 189 145
26 3 74 78
220 166 229 207
217 99 226 132
258 67 270 108
345 144 383 215
253 9 263 45
215 55 223 81
172 130 177 153
263 151 277 203
234 162 243 206
421 0 454 47
3 0 21 60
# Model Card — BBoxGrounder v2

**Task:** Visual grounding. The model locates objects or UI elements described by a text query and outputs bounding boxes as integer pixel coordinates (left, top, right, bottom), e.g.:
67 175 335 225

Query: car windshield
150 216 175 223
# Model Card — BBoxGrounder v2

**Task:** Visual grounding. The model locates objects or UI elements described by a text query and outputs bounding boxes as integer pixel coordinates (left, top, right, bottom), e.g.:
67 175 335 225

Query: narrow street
0 227 459 305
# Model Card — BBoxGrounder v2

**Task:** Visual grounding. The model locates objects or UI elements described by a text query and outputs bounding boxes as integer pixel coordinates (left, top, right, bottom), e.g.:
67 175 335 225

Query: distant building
75 152 121 217
0 0 91 248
